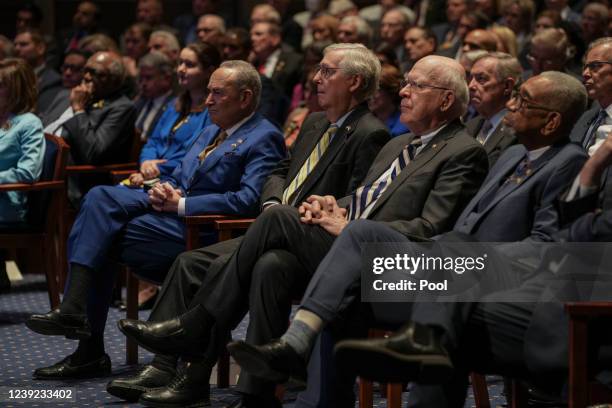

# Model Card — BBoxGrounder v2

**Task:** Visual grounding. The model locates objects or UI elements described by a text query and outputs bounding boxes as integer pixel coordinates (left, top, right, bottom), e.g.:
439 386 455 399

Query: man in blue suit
25 60 286 381
228 71 589 407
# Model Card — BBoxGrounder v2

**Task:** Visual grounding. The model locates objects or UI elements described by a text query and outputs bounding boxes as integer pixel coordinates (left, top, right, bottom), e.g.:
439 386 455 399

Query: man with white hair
195 14 225 47
120 54 490 406
148 30 180 64
337 15 372 45
381 6 415 64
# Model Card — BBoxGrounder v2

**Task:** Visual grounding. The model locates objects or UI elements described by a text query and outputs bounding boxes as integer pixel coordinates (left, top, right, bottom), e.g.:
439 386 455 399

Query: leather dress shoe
106 364 175 402
118 318 207 359
139 365 211 407
334 322 452 383
33 354 111 380
224 394 283 408
26 309 91 339
227 339 307 386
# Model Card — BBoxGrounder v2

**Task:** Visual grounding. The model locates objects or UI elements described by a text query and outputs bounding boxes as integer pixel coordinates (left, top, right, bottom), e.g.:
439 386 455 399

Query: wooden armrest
565 302 612 317
214 219 256 230
0 180 65 192
184 215 234 226
110 170 137 177
66 163 138 174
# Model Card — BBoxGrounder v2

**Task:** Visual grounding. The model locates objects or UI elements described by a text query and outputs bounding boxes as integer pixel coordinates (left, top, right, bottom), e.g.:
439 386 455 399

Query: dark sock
151 353 178 374
179 304 215 339
60 263 93 315
71 334 104 365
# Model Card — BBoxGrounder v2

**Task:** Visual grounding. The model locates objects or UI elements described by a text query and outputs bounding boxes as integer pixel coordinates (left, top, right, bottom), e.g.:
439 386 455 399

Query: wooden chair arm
0 180 65 192
214 219 256 230
110 169 138 184
184 214 234 226
565 302 612 317
66 163 138 174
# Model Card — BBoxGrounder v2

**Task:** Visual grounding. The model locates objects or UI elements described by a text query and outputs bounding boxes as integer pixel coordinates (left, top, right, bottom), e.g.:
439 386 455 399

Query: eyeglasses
583 60 612 72
314 64 341 79
400 78 452 92
512 93 556 112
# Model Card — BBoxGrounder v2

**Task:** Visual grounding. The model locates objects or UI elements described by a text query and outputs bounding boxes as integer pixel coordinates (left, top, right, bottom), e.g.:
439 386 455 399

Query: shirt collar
419 122 449 147
603 103 612 119
331 109 354 129
527 145 550 161
225 112 255 137
487 108 507 131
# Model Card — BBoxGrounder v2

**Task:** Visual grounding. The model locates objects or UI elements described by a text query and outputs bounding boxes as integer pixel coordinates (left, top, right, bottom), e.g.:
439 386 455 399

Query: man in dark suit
569 38 612 152
118 54 490 408
327 71 591 408
465 52 521 167
25 61 286 386
106 42 390 406
250 21 303 97
133 52 175 142
14 29 62 113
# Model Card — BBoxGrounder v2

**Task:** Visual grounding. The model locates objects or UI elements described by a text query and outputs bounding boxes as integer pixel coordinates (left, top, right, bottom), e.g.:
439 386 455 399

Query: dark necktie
348 138 422 220
477 120 493 145
583 110 607 149
136 100 154 132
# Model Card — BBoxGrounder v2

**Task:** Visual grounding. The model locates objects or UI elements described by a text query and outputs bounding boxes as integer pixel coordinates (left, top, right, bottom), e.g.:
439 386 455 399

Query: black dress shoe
33 354 111 380
106 364 175 402
118 318 207 359
139 365 211 407
227 339 307 386
26 309 91 339
224 394 283 408
334 322 452 383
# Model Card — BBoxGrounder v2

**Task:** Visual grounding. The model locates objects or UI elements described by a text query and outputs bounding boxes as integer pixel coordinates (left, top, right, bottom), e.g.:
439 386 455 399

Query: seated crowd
0 0 611 406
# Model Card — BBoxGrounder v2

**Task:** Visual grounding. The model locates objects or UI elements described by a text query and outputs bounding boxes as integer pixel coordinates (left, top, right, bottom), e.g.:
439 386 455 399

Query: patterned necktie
198 130 228 162
347 138 422 220
583 110 608 149
282 125 338 205
136 100 154 132
505 156 532 185
477 120 493 145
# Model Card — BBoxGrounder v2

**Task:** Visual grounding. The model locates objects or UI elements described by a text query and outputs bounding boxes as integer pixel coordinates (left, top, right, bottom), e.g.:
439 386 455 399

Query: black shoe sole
334 340 453 384
26 317 91 340
227 342 293 385
138 396 211 408
107 383 150 402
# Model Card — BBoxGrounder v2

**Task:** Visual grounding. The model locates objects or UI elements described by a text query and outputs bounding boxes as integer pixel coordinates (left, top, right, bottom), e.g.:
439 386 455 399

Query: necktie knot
198 130 228 162
477 120 493 144
507 156 531 184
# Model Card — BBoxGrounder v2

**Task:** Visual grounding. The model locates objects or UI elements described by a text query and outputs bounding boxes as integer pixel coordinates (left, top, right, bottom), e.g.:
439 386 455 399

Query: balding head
462 29 498 53
83 51 126 98
528 28 570 75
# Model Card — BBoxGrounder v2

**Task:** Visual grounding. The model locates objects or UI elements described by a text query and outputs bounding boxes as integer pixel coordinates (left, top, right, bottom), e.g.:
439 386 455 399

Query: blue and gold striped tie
348 138 422 220
282 125 338 205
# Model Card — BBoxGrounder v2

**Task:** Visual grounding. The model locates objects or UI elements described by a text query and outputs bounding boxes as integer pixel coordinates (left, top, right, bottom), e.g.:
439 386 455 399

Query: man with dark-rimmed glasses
570 37 612 154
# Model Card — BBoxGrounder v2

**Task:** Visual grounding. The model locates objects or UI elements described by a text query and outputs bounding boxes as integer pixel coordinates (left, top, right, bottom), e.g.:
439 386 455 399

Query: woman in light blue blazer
0 58 45 291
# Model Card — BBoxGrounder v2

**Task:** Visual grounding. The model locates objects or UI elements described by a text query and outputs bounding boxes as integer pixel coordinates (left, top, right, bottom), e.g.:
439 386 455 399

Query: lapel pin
344 125 352 132
432 144 437 149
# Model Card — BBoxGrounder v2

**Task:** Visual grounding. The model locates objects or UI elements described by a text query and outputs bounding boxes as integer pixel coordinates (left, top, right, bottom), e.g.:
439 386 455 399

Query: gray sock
280 319 318 359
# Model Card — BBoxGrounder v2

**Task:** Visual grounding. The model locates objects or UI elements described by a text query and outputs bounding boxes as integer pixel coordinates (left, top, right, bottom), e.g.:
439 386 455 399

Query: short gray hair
531 28 570 59
539 71 587 133
200 14 226 33
138 51 174 77
583 3 608 22
416 55 470 116
474 52 523 90
340 15 372 45
220 60 262 110
586 37 612 57
251 4 281 24
324 43 381 102
150 30 180 52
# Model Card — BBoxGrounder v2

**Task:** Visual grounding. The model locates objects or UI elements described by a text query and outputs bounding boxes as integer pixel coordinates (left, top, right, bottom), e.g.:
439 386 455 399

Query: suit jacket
340 119 489 238
39 88 70 127
270 49 303 97
37 66 63 114
454 142 588 242
62 94 137 165
569 102 602 146
164 113 286 216
261 104 390 207
134 93 175 141
465 114 517 167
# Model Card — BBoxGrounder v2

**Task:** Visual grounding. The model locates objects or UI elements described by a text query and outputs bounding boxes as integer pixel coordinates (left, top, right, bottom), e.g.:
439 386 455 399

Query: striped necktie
583 110 608 149
347 138 422 220
282 125 338 205
198 130 228 162
476 119 493 145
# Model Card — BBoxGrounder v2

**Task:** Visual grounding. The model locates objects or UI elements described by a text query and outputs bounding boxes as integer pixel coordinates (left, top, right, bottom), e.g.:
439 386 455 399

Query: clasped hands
148 182 183 213
298 195 348 236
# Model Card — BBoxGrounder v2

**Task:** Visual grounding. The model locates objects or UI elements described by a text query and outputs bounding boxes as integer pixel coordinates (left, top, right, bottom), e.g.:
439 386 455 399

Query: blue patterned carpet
0 276 506 407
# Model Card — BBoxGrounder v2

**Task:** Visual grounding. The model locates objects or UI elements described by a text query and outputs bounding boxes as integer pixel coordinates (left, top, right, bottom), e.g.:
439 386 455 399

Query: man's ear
439 90 456 112
541 111 561 136
240 89 254 109
503 78 516 97
348 74 363 94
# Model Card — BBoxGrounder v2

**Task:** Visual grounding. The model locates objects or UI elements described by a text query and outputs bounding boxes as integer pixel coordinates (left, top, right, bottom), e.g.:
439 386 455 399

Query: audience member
249 22 303 97
581 2 609 45
438 11 491 58
475 0 499 22
195 14 226 49
369 63 409 136
462 29 499 53
108 43 391 407
135 0 165 29
26 61 286 386
57 1 102 55
263 0 303 51
0 36 15 60
310 15 340 43
381 7 415 65
0 58 44 293
525 28 576 78
491 25 519 56
466 52 521 166
402 27 437 72
78 34 119 55
14 29 62 113
534 10 562 34
294 0 332 49
544 0 580 25
433 0 468 51
122 23 153 78
282 67 323 147
15 2 59 69
501 0 535 52
60 50 88 90
360 0 415 39
148 30 180 65
337 15 373 45
173 0 221 45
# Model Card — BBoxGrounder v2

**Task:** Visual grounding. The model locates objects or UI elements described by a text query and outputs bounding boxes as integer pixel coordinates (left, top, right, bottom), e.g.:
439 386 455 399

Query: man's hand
148 182 182 212
580 132 612 187
310 209 349 236
299 195 339 223
128 172 145 187
140 159 166 179
70 82 93 112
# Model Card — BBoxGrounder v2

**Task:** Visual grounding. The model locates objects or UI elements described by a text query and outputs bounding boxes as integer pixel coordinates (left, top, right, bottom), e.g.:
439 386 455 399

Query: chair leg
386 383 403 408
42 240 60 309
471 373 491 408
568 316 589 408
359 378 374 408
126 269 139 364
217 348 230 388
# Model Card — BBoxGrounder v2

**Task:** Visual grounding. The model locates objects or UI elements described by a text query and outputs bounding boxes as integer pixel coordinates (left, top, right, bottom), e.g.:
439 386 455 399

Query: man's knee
256 204 299 226
342 219 387 241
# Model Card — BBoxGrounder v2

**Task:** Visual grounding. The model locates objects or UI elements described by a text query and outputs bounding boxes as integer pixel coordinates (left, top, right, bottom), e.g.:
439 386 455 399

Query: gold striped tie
282 125 338 205
198 130 228 162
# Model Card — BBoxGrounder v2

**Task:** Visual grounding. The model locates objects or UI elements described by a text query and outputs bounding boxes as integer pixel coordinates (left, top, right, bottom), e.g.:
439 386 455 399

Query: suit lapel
286 117 329 182
483 123 510 154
